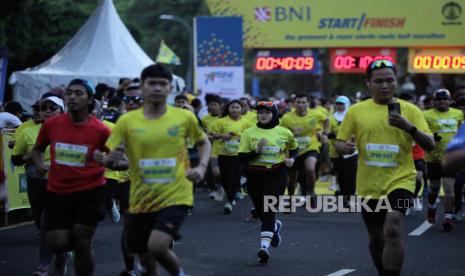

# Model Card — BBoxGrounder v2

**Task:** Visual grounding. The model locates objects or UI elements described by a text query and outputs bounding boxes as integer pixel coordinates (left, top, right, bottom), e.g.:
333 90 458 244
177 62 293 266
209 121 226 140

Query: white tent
9 0 184 110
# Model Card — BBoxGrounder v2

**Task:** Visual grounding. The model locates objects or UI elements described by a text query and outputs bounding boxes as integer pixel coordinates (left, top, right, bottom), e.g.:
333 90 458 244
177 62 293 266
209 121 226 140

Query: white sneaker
214 188 225 201
413 198 423 211
328 180 339 191
109 201 120 223
208 190 218 199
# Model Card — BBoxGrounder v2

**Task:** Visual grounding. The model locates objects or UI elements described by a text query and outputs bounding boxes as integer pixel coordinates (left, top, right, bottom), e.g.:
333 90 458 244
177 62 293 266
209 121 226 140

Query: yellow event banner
408 47 465 73
1 133 29 212
206 0 465 48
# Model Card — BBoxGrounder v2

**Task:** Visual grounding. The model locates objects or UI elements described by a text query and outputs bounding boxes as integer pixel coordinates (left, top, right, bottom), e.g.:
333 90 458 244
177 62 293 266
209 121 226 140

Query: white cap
43 96 64 110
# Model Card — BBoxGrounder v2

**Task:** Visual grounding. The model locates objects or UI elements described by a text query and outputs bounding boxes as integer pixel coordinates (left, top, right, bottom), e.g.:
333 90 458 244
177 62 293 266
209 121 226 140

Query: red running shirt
412 144 425 161
35 114 111 194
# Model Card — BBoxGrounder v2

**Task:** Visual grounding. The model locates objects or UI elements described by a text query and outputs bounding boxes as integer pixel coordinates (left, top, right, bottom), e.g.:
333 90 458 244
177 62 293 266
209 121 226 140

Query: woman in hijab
329 95 357 207
238 101 298 264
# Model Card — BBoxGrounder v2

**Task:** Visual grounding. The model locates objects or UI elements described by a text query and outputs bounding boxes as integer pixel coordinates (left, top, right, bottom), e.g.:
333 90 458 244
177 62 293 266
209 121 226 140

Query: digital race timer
330 48 397 74
255 57 314 71
408 48 465 73
253 49 319 74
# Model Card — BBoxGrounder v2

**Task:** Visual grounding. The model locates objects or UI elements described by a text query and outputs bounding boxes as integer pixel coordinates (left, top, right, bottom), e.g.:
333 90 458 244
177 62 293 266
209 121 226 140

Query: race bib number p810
365 143 399 167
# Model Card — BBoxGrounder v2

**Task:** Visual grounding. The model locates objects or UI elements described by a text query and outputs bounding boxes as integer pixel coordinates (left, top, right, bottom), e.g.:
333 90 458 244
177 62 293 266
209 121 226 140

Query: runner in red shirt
32 79 111 276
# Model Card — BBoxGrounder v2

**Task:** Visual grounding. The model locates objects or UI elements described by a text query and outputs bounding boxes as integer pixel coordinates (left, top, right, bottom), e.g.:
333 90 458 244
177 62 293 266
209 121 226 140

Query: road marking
408 220 433 236
0 221 34 231
326 269 357 276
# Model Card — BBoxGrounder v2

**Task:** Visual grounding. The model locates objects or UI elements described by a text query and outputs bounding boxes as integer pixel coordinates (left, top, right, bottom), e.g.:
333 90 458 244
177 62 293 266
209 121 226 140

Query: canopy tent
9 0 184 110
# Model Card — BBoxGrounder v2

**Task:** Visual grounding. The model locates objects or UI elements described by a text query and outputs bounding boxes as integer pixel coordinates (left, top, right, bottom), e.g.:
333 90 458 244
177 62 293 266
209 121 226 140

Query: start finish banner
206 0 465 48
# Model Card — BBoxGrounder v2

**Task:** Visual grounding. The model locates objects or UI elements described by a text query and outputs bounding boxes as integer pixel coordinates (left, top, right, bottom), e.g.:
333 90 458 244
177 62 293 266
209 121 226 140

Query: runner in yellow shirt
239 101 298 264
201 94 223 200
423 89 463 231
240 97 258 124
103 64 211 276
11 96 67 276
281 94 327 205
336 60 435 276
211 99 252 214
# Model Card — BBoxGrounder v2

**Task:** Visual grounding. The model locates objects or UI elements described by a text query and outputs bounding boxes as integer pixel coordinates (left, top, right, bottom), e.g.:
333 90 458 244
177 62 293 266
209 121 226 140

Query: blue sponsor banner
195 17 243 67
0 47 8 103
195 17 244 101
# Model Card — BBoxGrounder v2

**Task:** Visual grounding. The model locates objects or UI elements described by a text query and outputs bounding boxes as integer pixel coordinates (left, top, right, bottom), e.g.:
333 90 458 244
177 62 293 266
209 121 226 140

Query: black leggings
105 178 119 210
218 155 242 202
247 166 287 232
27 177 48 229
331 155 357 196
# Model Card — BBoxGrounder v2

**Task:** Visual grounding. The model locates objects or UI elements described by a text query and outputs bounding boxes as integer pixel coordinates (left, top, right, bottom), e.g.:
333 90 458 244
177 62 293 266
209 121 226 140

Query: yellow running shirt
280 110 326 155
13 123 51 178
102 120 120 181
213 116 252 156
12 119 37 141
239 126 298 168
337 99 431 199
424 107 463 162
106 106 206 214
201 114 221 157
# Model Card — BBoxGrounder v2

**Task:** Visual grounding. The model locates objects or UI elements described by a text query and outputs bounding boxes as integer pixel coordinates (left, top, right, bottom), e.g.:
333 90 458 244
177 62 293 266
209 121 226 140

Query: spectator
0 101 23 129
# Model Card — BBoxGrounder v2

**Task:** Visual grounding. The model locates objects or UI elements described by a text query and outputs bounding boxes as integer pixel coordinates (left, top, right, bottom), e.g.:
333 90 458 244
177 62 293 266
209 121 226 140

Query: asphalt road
1 190 465 276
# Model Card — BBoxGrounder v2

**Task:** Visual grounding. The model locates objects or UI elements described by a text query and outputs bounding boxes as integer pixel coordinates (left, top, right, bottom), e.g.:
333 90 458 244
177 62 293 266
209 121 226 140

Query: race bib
296 136 311 149
139 158 176 184
225 139 240 154
55 142 88 167
436 119 458 133
257 146 281 164
365 143 399 167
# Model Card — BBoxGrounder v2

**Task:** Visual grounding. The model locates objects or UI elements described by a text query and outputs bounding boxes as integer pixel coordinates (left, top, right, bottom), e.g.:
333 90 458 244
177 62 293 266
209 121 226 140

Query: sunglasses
123 96 141 103
370 59 395 69
257 101 274 107
40 104 60 112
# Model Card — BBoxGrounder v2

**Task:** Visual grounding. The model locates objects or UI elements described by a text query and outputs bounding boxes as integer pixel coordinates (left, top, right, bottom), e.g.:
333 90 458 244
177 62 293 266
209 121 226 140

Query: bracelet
198 163 208 168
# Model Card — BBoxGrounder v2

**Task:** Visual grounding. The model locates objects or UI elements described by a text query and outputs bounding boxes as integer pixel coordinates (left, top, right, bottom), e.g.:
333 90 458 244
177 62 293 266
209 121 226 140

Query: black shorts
292 150 319 171
414 159 425 172
44 186 106 231
361 189 413 227
426 162 453 181
127 205 189 254
117 181 130 212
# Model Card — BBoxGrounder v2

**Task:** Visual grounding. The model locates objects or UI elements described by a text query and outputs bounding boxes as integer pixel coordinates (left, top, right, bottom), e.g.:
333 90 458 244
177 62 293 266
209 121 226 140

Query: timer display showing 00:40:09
413 55 465 70
255 57 314 71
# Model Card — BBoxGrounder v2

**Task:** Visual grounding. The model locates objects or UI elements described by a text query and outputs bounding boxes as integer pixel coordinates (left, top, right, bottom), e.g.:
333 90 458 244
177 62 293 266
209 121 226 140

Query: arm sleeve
238 151 259 164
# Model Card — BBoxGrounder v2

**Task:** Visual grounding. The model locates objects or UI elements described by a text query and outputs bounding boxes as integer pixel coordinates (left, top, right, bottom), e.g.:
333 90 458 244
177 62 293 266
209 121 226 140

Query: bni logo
255 7 272 22
255 6 311 22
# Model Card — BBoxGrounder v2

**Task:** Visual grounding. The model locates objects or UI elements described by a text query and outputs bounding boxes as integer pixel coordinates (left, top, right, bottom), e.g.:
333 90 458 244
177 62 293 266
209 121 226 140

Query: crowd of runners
3 61 465 276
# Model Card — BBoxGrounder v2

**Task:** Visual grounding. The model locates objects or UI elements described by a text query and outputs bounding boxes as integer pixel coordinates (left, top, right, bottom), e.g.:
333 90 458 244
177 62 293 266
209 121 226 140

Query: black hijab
256 103 280 129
